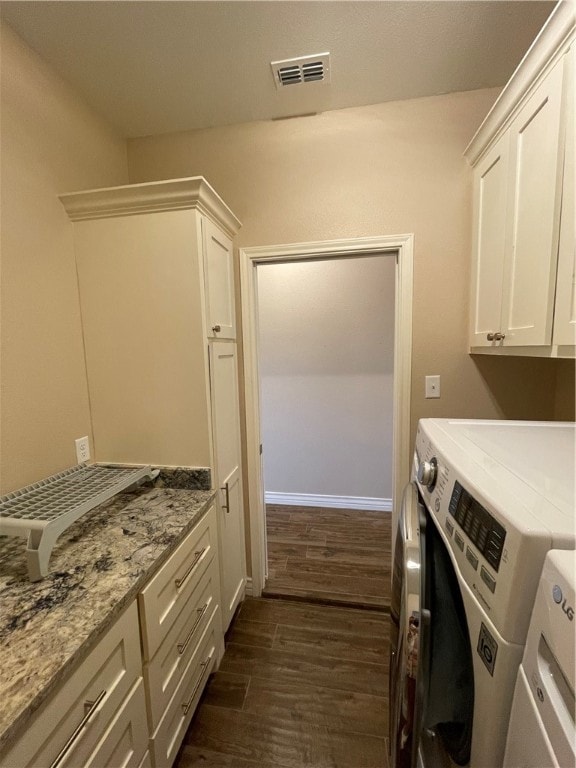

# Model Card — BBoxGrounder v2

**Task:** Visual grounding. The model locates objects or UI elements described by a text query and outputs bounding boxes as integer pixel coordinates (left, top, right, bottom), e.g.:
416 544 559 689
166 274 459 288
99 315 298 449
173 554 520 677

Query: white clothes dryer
390 419 575 768
504 549 576 768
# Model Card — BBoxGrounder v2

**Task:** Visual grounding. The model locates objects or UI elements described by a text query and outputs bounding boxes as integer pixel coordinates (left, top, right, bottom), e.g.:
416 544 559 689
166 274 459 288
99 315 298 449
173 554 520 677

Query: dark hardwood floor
264 505 392 610
176 597 390 768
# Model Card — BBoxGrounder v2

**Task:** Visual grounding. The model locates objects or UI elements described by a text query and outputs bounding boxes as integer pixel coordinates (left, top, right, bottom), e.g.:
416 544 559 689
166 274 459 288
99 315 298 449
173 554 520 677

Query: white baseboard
264 491 392 512
244 577 254 597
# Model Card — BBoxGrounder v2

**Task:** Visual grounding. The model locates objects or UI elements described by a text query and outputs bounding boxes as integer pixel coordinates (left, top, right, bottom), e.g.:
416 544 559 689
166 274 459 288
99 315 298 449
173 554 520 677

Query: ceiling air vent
271 53 331 90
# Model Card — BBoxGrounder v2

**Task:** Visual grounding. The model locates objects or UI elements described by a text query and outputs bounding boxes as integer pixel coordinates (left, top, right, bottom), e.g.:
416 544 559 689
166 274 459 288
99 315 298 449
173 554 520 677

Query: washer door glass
390 484 430 768
423 512 474 766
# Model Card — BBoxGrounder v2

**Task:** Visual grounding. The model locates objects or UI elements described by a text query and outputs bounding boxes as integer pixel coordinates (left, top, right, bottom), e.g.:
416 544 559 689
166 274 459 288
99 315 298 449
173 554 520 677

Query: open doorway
256 256 395 608
239 235 414 600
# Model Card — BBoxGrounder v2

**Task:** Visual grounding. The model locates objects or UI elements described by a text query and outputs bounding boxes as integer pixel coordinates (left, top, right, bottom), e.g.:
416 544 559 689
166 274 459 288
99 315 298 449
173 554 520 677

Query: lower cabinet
148 614 221 768
0 508 226 768
84 679 149 768
143 558 221 729
139 507 224 767
138 506 218 662
0 602 147 768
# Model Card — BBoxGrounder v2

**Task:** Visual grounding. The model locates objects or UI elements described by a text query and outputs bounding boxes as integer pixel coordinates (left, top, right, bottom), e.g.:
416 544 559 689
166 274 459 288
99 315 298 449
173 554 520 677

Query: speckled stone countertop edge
0 487 217 754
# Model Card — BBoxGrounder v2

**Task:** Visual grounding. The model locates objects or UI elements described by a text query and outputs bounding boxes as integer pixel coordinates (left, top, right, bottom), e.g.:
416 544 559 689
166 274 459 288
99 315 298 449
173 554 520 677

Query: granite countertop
0 483 215 753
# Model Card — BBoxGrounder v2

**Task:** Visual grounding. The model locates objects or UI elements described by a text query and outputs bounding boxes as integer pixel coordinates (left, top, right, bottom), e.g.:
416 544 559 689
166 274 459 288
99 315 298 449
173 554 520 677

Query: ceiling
0 1 556 139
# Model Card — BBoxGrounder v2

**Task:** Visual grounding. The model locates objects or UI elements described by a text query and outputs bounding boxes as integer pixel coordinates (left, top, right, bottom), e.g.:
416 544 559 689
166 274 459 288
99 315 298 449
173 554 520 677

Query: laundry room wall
0 24 129 494
257 256 395 509
127 88 571 432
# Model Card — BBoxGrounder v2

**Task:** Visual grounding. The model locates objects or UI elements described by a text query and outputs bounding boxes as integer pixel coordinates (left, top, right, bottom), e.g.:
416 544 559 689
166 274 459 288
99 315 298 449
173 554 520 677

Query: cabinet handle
177 602 209 655
486 332 496 341
221 482 230 514
212 325 221 333
493 332 506 341
181 651 213 716
50 689 107 768
175 547 206 589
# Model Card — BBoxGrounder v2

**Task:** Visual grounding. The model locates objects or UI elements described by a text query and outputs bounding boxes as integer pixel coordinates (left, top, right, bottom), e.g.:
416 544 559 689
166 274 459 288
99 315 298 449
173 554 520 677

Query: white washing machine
390 419 575 768
504 549 576 768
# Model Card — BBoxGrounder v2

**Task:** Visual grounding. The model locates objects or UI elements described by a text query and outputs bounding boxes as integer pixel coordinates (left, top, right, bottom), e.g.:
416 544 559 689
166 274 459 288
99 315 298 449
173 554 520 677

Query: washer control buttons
454 531 465 552
445 518 454 537
449 481 507 572
466 547 479 571
480 566 496 593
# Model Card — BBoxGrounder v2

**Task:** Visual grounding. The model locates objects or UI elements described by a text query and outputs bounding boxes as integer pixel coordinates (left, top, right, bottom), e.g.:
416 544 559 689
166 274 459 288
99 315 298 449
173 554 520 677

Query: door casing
239 234 414 595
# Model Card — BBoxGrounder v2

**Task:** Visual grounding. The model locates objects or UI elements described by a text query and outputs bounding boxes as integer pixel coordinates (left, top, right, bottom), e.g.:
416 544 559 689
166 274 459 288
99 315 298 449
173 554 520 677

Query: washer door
422 513 474 767
389 483 430 768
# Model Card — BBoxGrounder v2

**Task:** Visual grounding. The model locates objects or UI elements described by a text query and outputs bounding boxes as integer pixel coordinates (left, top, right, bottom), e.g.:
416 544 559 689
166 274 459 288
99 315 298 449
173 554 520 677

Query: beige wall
73 211 213 468
0 24 129 494
258 256 396 501
554 360 576 421
128 89 570 449
2 26 571 498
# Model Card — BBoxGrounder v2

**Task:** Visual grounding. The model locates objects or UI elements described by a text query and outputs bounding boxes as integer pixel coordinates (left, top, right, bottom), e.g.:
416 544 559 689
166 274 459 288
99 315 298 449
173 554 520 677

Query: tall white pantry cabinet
60 177 246 631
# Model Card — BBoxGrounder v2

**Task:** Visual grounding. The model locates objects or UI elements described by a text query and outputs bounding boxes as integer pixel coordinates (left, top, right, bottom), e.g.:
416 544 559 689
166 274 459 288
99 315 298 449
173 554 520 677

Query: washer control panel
449 481 507 572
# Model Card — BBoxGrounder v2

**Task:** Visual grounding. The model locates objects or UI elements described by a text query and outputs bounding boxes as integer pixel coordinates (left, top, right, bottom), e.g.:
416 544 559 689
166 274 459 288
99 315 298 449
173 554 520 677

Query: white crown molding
465 2 575 166
59 176 241 236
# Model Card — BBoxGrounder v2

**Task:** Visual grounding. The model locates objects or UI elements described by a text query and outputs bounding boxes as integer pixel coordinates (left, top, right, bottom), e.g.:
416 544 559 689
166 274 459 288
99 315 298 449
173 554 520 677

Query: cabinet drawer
144 557 221 730
84 678 148 768
1 602 141 768
150 612 220 768
139 506 216 661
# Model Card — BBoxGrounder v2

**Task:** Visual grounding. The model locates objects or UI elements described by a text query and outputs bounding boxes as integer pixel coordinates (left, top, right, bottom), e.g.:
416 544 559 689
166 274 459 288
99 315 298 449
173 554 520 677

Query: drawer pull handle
50 689 107 768
487 332 495 341
181 650 214 716
221 482 230 514
175 547 206 589
177 602 209 655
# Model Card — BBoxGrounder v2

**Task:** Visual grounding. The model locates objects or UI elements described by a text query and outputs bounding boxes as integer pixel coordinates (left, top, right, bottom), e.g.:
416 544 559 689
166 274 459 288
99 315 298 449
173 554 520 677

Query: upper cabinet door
553 45 576 348
469 132 510 347
203 217 236 339
500 58 564 346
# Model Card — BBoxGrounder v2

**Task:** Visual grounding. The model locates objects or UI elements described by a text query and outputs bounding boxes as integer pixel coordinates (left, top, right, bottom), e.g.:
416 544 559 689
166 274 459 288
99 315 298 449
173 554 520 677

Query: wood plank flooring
176 597 390 768
264 505 392 610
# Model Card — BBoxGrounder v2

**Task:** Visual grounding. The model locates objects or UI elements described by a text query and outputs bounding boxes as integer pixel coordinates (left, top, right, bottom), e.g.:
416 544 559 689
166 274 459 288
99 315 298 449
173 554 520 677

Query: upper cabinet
553 44 576 347
465 4 575 358
469 132 510 347
203 217 236 339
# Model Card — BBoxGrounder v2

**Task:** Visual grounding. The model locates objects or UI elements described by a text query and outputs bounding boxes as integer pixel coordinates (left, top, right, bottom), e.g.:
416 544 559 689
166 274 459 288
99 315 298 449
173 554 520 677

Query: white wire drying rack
0 463 158 582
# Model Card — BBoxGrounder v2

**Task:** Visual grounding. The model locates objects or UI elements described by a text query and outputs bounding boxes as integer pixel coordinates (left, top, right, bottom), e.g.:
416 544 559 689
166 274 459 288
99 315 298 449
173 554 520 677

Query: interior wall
554 360 576 421
128 87 566 451
73 211 213 468
0 23 129 494
257 256 395 503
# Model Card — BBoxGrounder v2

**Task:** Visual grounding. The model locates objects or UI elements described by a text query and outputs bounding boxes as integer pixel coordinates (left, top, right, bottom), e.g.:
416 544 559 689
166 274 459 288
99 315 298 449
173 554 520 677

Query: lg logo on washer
552 584 574 621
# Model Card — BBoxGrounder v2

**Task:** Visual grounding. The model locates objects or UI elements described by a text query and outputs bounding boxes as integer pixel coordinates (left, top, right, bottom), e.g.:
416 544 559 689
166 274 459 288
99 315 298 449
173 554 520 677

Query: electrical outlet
425 375 441 399
75 436 90 464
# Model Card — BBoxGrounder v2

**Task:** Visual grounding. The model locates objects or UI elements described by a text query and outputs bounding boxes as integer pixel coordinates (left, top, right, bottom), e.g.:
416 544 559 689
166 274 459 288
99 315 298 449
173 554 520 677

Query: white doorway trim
239 234 413 597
